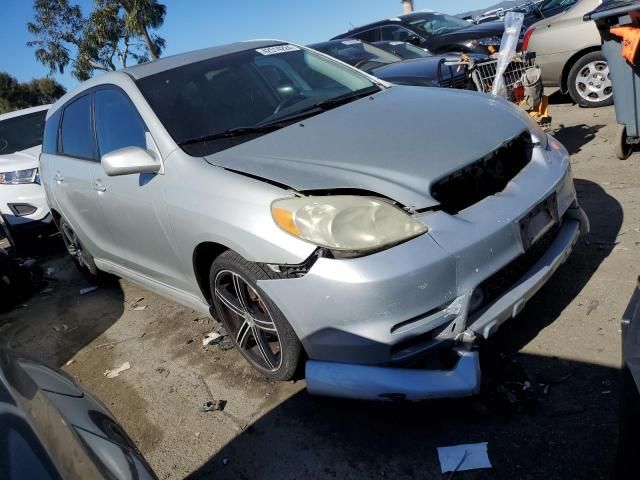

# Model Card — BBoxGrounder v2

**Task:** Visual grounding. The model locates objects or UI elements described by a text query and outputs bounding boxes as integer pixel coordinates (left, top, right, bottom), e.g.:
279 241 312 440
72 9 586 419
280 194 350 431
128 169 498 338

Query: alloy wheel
574 60 612 104
214 270 283 372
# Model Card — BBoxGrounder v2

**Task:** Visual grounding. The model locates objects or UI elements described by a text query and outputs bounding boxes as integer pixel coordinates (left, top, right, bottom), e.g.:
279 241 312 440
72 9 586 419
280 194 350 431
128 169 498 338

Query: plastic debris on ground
437 442 492 475
103 361 131 378
203 332 224 346
80 286 98 295
199 400 227 412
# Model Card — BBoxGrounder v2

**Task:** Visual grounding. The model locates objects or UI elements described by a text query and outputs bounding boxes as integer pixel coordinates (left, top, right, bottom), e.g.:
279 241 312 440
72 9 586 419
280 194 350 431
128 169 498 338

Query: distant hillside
457 0 530 19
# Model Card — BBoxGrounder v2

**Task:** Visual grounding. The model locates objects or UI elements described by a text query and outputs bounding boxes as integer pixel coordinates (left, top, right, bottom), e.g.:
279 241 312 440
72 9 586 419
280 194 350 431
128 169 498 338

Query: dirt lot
1 93 638 479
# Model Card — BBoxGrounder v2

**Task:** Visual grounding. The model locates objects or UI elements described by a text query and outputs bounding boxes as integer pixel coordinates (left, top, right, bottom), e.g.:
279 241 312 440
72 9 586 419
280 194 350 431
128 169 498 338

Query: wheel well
560 46 602 93
193 242 229 304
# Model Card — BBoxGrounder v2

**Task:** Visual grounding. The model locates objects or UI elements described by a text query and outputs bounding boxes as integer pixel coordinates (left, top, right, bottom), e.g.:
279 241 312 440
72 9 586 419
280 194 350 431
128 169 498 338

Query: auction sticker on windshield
256 45 301 55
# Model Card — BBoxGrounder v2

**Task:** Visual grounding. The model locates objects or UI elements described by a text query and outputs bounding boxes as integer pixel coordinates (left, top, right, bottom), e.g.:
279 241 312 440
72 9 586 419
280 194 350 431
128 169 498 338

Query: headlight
477 36 502 46
271 195 428 254
0 168 38 185
505 102 548 149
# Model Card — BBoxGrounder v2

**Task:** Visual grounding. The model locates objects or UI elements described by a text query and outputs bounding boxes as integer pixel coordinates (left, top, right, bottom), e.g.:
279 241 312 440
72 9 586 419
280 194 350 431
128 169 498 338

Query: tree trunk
141 24 158 60
401 0 414 14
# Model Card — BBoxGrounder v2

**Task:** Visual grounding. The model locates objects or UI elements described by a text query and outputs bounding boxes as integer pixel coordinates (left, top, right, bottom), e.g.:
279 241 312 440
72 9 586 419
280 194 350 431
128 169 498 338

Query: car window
60 95 96 160
94 89 147 156
407 12 470 36
311 41 400 73
380 25 416 42
351 28 380 42
41 109 61 155
0 110 47 155
136 45 378 156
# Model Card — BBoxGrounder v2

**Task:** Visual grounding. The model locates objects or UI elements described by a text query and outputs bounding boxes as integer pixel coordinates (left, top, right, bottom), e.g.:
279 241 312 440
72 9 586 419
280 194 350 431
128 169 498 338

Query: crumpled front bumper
306 349 480 401
257 140 587 401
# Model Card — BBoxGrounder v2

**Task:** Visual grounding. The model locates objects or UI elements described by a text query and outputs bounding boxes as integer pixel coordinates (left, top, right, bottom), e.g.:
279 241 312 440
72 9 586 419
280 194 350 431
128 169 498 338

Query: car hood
370 57 463 85
204 86 530 210
0 145 41 172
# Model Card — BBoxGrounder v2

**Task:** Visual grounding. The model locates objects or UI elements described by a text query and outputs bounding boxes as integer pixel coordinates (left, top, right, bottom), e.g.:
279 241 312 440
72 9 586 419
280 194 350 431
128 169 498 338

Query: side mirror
407 34 422 46
101 146 161 176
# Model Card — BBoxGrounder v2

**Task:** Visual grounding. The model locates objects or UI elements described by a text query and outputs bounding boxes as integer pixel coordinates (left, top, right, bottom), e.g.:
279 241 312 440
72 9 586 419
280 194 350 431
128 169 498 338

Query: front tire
567 51 613 108
209 250 302 381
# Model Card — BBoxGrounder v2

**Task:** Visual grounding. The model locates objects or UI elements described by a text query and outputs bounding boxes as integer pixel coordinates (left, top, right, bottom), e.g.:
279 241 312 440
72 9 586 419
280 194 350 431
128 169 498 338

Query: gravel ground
1 92 638 479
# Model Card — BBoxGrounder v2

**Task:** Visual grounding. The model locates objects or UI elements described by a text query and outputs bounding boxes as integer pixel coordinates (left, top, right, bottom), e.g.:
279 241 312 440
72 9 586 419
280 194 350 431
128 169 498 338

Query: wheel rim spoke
214 269 283 372
236 319 251 348
215 287 246 318
252 325 276 369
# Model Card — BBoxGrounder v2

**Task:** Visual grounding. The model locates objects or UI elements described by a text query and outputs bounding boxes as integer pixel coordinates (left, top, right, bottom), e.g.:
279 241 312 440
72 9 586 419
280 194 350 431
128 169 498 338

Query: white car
0 105 52 249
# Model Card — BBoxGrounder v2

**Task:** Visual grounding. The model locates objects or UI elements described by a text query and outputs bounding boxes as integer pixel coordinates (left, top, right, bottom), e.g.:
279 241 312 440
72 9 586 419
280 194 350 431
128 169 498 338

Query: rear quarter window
42 110 61 155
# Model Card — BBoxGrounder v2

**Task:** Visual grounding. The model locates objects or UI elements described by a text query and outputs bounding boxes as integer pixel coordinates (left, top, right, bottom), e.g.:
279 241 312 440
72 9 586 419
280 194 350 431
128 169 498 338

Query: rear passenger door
49 93 113 257
92 87 181 285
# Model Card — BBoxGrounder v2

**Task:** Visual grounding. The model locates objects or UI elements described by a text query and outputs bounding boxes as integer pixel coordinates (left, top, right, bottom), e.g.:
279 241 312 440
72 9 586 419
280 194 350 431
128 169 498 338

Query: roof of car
0 104 50 122
47 40 288 117
332 10 440 37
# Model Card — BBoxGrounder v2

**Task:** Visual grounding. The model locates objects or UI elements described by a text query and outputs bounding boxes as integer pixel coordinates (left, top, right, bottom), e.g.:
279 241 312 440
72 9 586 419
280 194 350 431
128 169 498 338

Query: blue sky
1 0 488 90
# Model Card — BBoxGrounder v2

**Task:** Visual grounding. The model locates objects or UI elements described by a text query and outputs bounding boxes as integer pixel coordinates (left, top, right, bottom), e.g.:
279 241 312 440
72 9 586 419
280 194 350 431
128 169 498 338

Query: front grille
431 131 532 214
470 223 561 315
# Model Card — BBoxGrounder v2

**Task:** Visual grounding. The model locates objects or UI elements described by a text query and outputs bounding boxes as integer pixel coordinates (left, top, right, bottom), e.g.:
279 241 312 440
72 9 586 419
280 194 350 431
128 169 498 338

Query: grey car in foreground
41 40 588 401
0 349 156 479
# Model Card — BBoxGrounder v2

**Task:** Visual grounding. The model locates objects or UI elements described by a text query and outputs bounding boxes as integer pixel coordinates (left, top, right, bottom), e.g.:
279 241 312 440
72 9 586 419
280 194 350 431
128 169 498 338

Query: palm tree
401 0 414 14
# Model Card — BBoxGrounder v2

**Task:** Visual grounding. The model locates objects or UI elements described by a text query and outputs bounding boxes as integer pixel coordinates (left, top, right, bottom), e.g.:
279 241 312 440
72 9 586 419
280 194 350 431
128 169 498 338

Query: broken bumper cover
306 349 480 401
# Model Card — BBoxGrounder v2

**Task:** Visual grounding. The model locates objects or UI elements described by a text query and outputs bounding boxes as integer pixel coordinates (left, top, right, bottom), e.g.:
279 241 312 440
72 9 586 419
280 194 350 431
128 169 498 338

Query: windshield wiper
178 125 282 147
259 86 382 126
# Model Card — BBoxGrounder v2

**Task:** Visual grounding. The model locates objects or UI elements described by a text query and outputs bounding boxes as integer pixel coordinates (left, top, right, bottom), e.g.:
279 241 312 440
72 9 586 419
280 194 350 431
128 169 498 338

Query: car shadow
187 353 620 480
550 124 606 155
187 179 622 480
0 236 125 368
548 89 574 106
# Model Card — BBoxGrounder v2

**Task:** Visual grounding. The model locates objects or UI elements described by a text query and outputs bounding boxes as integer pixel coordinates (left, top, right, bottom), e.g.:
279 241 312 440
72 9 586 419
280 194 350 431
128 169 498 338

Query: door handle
93 180 107 193
55 172 64 183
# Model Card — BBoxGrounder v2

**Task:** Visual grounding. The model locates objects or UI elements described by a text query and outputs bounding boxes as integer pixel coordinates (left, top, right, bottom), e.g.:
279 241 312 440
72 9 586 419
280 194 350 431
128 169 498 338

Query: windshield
539 0 578 14
373 41 432 60
136 44 379 156
407 12 471 36
0 110 47 155
311 40 401 72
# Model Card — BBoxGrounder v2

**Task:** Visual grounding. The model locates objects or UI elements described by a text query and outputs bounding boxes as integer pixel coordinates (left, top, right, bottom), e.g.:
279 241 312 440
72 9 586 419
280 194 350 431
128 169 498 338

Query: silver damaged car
40 41 589 401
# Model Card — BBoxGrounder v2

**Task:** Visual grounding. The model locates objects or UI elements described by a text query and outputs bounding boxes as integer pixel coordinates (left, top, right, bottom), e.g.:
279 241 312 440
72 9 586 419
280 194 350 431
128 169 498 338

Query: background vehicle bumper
0 183 51 225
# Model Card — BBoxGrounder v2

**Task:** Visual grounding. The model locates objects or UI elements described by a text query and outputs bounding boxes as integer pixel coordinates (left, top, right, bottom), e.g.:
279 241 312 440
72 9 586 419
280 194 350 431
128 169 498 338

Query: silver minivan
41 41 588 401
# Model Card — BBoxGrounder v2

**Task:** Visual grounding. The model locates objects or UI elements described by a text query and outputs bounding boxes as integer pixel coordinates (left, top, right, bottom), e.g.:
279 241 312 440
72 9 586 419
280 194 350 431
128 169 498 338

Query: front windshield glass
407 12 471 36
374 41 432 60
311 40 401 72
539 0 578 13
137 44 379 156
0 110 47 155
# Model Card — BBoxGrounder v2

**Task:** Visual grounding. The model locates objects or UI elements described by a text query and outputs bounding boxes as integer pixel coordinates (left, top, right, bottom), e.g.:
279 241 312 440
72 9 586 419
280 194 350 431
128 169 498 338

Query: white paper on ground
437 442 492 473
103 362 131 379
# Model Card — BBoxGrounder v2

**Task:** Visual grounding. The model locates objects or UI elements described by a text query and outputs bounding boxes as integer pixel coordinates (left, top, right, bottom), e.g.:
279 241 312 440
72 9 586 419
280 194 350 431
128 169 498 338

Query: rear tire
567 51 613 108
209 250 302 381
58 217 102 284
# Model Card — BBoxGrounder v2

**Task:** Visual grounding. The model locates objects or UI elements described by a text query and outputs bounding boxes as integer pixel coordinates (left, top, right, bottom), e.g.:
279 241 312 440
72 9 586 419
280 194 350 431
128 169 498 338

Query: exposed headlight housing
271 195 427 255
0 168 39 185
